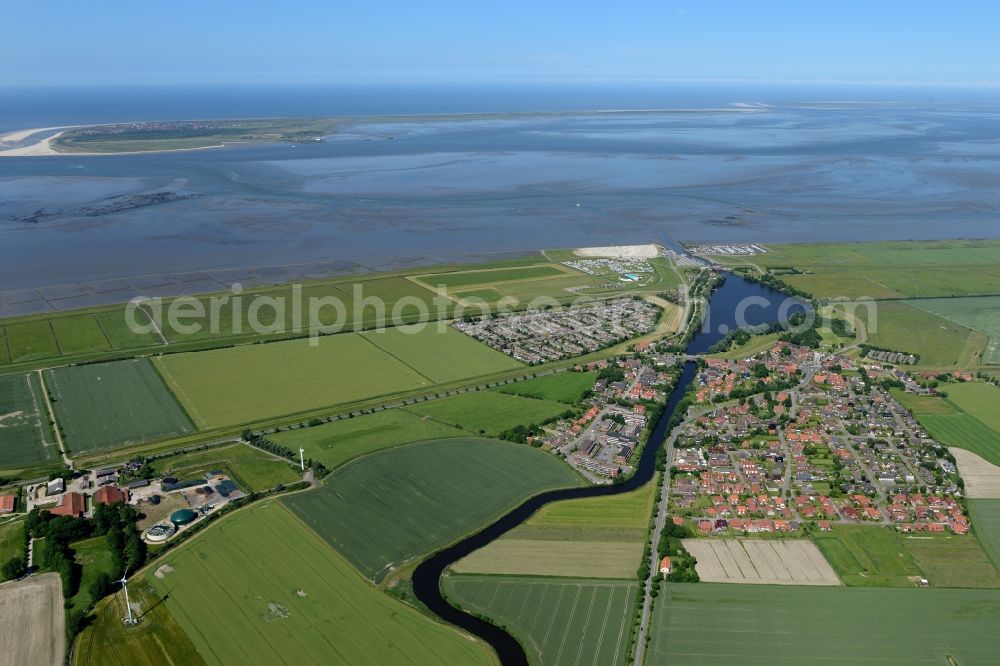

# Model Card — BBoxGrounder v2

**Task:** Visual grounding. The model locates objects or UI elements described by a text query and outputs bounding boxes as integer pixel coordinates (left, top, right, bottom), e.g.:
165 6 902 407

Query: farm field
334 276 448 327
415 264 573 289
0 518 24 567
74 576 206 666
444 575 637 666
361 325 521 383
283 438 583 581
146 502 494 666
811 525 921 587
403 391 569 435
949 448 1000 499
896 385 1000 465
512 479 656 543
855 300 985 367
5 320 59 363
683 538 840 585
155 443 300 492
453 539 642 578
724 240 1000 299
969 500 1000 573
494 371 598 404
649 582 1000 665
0 573 65 666
903 534 1000 588
49 315 112 355
909 296 1000 364
0 372 59 469
270 409 468 470
154 333 429 428
45 359 194 454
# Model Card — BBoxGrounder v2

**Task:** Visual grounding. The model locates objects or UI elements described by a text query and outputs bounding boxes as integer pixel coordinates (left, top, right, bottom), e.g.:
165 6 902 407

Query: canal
411 273 805 665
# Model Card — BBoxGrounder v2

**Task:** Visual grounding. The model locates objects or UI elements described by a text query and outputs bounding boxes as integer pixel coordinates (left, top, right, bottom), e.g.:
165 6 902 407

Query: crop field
649 582 1000 665
969 500 1000 572
45 359 194 453
156 443 300 492
443 575 637 666
919 414 1000 465
903 534 1000 588
146 502 494 666
811 525 921 587
361 325 521 383
494 371 598 404
403 391 569 435
941 381 1000 430
453 539 642 578
856 300 985 366
683 538 840 585
74 576 205 666
512 480 656 543
896 387 1000 466
270 409 468 470
4 320 59 362
910 296 1000 364
949 448 1000 499
415 264 573 289
0 372 58 468
0 573 65 666
154 334 430 428
283 438 583 581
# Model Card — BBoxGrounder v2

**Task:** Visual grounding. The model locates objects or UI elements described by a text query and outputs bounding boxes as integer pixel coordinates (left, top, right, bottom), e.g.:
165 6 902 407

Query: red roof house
47 492 85 518
0 495 15 514
93 486 129 506
659 557 673 574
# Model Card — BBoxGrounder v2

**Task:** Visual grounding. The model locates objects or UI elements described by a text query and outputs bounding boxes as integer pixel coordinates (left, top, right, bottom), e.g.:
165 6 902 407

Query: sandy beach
0 125 226 157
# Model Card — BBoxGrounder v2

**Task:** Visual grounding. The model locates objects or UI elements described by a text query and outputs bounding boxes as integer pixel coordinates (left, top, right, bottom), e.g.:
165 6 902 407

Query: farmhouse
0 495 15 514
659 556 673 575
46 492 85 518
93 485 129 505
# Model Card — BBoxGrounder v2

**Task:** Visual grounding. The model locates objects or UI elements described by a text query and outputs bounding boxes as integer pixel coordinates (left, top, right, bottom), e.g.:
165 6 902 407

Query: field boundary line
90 313 116 351
355 331 435 384
35 369 68 467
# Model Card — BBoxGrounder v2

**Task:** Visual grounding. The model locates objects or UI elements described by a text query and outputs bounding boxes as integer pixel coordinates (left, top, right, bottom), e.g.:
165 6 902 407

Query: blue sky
4 1 998 86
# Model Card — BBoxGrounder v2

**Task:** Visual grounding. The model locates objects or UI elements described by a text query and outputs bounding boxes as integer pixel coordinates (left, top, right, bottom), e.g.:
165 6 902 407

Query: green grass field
417 264 571 289
156 443 300 492
50 315 112 355
154 334 430 428
270 409 468 470
282 438 583 581
155 326 518 429
910 296 1000 364
650 582 1000 665
858 300 985 367
811 525 921 587
0 372 59 469
511 480 656 543
67 537 116 613
74 576 206 666
904 534 1000 588
494 371 598 404
361 325 521 383
403 392 570 435
0 518 25 567
144 502 495 665
896 383 1000 465
969 500 1000 573
443 575 637 666
45 359 194 454
5 321 59 362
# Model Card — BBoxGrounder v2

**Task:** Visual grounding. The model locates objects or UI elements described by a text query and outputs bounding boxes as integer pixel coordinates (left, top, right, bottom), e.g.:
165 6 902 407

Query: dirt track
0 573 65 666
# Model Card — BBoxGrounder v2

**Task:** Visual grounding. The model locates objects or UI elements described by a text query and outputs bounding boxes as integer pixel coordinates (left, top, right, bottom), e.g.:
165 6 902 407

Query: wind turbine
119 567 138 625
299 447 305 471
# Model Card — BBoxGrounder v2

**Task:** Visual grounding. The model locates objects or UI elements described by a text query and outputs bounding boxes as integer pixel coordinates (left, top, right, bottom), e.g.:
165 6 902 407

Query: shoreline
0 106 761 158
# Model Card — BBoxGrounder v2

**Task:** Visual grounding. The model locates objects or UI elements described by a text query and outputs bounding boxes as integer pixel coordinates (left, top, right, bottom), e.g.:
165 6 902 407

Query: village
668 341 971 537
453 298 659 364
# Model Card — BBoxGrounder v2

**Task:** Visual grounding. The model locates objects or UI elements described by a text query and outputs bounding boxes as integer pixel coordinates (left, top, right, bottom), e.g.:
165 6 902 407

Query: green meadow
403 391 569 435
494 371 598 404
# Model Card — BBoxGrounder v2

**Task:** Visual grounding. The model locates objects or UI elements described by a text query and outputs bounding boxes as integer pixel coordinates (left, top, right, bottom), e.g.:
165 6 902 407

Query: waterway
410 273 800 664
